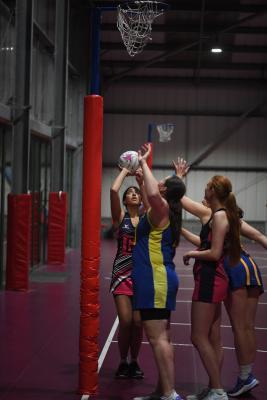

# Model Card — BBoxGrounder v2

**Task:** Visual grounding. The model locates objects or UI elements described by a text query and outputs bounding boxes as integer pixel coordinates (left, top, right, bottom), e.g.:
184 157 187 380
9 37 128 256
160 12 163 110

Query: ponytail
168 199 183 247
164 176 186 247
224 192 241 265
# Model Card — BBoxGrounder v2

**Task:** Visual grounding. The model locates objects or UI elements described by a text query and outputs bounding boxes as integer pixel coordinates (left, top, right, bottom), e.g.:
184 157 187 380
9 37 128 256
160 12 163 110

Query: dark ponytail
165 176 186 247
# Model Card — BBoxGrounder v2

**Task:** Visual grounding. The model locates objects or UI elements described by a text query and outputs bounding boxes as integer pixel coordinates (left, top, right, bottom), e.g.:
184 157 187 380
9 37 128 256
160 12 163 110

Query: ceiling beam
95 1 267 13
101 23 267 35
103 76 267 86
101 42 267 54
106 12 266 85
102 60 267 71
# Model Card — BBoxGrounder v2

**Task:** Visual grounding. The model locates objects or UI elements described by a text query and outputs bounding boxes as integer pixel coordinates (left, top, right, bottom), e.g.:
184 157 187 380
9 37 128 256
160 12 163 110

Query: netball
118 150 139 173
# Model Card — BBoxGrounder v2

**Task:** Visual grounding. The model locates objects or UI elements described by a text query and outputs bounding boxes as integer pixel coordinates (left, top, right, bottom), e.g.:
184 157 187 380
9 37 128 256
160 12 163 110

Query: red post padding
79 95 103 395
6 193 32 291
147 142 153 169
47 192 67 264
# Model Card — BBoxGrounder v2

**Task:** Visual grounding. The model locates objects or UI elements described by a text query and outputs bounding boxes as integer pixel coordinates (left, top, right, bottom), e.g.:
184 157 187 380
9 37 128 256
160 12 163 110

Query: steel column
12 0 33 194
51 0 69 191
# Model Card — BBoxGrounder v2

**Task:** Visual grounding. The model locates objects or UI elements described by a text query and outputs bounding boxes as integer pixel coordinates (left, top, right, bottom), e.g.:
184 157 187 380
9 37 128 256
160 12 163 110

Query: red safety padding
32 192 41 265
6 194 32 291
47 192 67 264
79 95 103 395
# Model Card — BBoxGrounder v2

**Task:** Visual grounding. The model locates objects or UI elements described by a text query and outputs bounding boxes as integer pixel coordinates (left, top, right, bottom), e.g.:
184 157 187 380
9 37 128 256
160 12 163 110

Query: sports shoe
227 373 259 397
133 393 161 400
129 360 144 379
115 361 129 378
201 390 228 400
160 394 184 400
187 387 210 400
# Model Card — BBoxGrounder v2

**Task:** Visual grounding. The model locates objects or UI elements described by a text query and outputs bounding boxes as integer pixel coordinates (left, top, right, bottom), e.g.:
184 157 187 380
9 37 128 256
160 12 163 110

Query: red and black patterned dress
192 208 229 303
110 211 136 295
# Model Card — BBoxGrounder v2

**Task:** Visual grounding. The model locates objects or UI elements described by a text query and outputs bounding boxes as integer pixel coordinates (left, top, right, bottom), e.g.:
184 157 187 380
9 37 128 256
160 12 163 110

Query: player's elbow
209 250 221 261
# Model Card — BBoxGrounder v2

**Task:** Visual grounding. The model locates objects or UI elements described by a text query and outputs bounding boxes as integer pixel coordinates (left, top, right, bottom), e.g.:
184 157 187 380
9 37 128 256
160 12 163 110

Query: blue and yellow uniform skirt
224 250 264 293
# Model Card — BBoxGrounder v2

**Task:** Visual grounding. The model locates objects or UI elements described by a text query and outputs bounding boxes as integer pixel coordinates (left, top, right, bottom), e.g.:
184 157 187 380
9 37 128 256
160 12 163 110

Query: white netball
118 150 139 173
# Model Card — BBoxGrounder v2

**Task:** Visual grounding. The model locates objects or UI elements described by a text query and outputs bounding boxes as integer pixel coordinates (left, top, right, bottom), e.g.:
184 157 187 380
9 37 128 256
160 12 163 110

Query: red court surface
0 240 266 400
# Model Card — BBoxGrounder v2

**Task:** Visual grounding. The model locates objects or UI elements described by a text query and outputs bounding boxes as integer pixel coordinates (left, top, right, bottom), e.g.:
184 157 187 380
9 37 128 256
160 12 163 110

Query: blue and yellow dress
132 211 178 310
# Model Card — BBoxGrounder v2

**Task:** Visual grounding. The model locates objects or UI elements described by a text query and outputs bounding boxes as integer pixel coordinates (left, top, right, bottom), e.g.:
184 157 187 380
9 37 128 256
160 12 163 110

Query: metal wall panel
101 168 267 222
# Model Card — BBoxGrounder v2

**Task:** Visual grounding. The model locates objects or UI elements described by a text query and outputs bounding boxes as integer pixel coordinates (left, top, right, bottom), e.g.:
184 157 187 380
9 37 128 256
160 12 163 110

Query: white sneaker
202 390 228 400
133 394 161 400
186 387 210 400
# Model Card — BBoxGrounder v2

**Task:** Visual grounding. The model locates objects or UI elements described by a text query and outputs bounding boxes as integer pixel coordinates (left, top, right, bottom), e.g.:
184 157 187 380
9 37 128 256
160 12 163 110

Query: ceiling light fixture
211 46 223 53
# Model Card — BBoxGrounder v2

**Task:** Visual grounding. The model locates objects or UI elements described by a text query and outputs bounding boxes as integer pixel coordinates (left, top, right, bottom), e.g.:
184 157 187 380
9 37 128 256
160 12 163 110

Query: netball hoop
156 123 174 142
117 1 169 56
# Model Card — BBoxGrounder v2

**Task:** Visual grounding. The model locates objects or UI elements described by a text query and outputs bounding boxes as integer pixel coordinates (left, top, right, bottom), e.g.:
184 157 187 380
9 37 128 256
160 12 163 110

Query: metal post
90 8 102 94
51 0 69 191
12 0 33 194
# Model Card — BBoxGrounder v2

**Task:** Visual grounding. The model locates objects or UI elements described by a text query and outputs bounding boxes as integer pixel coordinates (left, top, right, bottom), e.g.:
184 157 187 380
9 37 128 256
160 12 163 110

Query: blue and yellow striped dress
132 212 179 310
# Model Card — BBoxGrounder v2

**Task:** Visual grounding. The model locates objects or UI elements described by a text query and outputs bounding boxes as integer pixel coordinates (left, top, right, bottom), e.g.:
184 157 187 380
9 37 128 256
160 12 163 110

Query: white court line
170 322 267 330
111 340 267 353
98 316 119 371
81 316 119 400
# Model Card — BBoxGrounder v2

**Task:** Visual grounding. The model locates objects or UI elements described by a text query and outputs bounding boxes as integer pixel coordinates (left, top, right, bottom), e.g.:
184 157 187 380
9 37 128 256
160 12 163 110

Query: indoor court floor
0 239 266 400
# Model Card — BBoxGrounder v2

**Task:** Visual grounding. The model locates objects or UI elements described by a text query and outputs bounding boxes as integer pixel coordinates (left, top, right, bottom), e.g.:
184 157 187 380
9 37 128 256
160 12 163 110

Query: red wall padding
6 193 32 291
79 95 103 395
32 192 41 265
47 192 67 264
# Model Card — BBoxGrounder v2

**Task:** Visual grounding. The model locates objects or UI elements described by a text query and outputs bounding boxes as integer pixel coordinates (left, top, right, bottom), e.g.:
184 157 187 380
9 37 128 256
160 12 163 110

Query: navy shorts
224 251 264 292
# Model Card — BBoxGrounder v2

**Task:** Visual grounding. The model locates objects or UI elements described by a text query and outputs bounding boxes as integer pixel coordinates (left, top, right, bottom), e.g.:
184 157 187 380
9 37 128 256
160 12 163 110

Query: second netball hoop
117 1 169 57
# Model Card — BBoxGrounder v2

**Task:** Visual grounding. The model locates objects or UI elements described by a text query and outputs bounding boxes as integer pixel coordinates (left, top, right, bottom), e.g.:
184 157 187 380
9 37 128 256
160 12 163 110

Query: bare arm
138 144 168 226
135 168 150 212
241 220 267 249
183 211 229 264
172 156 211 223
181 227 201 247
181 195 211 223
110 168 128 226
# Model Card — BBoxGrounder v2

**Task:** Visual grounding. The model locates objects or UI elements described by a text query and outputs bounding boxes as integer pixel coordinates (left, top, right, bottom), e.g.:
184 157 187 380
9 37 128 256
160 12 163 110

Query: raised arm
181 227 201 247
135 168 150 212
173 156 211 223
181 196 211 223
110 168 128 226
240 220 267 249
138 144 168 226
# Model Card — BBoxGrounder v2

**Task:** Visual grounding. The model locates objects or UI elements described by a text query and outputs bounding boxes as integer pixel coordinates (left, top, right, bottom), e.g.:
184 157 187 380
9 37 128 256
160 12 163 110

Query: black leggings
139 308 171 321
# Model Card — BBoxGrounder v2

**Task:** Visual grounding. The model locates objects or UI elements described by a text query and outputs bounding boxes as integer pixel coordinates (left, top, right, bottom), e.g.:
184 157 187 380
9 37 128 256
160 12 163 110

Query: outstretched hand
173 157 190 178
138 143 151 164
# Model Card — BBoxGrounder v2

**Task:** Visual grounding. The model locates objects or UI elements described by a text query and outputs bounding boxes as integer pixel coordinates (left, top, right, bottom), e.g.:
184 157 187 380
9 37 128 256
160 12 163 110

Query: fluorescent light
211 47 223 53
